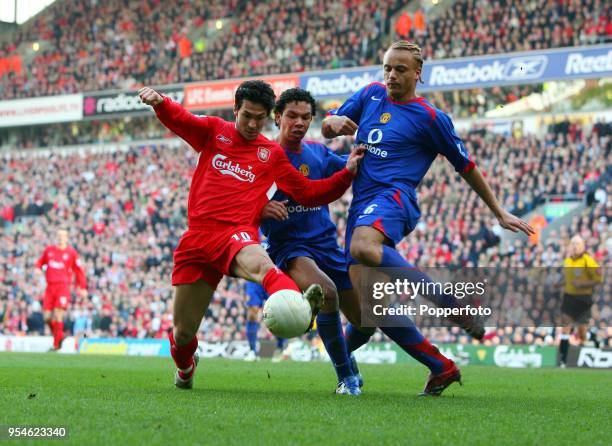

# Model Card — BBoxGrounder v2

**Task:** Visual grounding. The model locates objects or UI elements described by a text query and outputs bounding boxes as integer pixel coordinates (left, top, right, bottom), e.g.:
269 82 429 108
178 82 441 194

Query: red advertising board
184 75 299 110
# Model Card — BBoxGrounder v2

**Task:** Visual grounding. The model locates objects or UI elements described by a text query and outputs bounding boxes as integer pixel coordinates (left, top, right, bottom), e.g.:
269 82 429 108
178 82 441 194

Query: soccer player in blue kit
260 88 363 395
322 41 535 395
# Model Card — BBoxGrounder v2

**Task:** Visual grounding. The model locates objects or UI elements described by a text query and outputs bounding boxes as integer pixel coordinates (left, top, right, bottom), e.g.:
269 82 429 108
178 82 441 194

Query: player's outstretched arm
275 145 365 207
138 87 211 152
71 251 87 296
35 248 48 270
321 115 358 139
460 167 535 236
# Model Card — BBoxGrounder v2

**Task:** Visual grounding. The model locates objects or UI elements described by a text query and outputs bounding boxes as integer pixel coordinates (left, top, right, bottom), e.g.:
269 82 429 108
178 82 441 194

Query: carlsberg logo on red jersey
212 154 256 183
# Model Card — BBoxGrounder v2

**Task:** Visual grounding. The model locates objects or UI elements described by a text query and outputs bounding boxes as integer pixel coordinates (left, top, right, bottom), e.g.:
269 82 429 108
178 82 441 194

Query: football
263 289 312 338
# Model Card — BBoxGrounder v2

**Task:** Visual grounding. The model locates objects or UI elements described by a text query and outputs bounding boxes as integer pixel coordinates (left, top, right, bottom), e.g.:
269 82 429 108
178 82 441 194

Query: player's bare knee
320 283 339 312
247 258 276 283
247 306 260 321
232 245 277 282
350 238 378 266
321 292 339 313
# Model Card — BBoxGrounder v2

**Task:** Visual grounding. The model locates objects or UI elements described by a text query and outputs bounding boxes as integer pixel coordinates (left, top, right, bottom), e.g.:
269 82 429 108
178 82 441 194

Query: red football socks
54 321 64 350
169 330 198 372
408 338 454 374
49 320 63 350
49 321 57 348
262 267 300 295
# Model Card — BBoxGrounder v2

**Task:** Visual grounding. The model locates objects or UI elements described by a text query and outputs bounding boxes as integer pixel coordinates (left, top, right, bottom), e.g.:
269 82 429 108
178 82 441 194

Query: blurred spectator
26 300 45 334
395 12 412 38
413 9 426 36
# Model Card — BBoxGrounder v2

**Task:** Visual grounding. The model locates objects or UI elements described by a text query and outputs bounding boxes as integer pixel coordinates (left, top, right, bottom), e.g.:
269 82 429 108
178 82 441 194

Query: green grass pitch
0 352 610 445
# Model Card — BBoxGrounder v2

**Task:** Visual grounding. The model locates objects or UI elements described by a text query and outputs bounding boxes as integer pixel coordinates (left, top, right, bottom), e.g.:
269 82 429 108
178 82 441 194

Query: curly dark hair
274 88 317 117
234 80 276 114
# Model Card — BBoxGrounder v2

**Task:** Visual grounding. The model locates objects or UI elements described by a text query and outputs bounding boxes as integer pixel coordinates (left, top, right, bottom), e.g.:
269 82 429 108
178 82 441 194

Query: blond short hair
389 40 424 70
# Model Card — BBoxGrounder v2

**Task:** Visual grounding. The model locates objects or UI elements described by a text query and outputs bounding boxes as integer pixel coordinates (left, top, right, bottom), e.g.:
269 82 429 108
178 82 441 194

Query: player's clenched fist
325 115 358 136
138 87 163 106
346 144 366 175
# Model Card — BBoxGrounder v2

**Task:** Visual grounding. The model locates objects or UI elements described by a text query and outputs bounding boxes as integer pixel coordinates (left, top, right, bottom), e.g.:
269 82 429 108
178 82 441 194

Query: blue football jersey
330 82 474 209
261 141 347 253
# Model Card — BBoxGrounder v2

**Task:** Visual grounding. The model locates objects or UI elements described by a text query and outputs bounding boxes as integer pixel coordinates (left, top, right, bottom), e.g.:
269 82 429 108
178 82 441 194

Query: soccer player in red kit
35 229 87 351
138 80 364 389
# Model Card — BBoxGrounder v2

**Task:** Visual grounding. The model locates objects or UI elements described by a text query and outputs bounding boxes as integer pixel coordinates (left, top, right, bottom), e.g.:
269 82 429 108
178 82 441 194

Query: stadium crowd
1 123 609 346
1 0 610 100
394 0 611 60
0 0 403 99
429 84 544 119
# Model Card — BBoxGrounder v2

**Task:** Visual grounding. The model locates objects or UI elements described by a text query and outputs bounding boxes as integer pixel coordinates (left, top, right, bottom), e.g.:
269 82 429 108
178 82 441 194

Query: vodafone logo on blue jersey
212 154 256 183
364 129 388 158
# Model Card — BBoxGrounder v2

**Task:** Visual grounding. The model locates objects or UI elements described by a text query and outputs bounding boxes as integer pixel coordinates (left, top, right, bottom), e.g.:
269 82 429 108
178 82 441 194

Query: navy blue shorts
345 188 421 265
269 241 352 292
246 282 268 307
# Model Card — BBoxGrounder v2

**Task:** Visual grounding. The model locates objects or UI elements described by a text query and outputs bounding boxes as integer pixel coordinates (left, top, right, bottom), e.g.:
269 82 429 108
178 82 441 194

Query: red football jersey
154 97 353 228
36 245 87 288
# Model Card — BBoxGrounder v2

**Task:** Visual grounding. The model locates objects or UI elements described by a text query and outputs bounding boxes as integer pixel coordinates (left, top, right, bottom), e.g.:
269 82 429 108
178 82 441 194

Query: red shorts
172 224 260 289
43 283 72 311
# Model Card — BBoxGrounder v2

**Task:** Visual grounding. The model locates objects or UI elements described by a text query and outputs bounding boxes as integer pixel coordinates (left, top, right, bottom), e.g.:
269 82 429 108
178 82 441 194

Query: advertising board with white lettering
183 74 299 111
1 45 608 127
0 94 83 127
300 67 383 99
281 340 557 367
567 346 612 369
0 335 78 353
422 45 611 91
82 87 184 118
301 45 612 97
